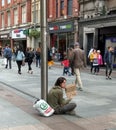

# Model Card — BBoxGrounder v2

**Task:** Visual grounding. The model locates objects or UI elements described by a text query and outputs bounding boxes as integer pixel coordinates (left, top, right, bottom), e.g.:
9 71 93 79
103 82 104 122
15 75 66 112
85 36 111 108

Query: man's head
55 77 66 89
74 42 80 48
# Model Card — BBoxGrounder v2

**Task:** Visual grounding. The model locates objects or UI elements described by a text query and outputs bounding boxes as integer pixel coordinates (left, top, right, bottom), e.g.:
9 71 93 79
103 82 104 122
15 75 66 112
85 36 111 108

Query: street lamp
40 0 48 101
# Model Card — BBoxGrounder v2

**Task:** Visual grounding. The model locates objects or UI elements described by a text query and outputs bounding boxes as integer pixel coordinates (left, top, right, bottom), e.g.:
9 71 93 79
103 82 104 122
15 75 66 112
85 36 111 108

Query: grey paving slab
0 98 39 128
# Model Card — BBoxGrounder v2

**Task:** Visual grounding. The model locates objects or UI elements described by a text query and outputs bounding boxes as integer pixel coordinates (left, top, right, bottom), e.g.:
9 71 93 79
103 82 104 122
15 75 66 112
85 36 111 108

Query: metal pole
40 0 48 101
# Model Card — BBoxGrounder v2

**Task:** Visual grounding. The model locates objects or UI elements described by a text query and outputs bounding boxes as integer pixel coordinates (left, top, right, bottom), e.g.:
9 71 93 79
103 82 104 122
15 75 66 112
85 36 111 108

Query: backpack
29 52 34 59
4 49 11 58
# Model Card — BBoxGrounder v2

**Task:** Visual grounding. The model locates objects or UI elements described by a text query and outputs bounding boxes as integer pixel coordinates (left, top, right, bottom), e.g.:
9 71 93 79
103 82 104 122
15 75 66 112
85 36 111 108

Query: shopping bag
65 84 77 99
33 99 54 117
1 58 7 66
22 60 25 66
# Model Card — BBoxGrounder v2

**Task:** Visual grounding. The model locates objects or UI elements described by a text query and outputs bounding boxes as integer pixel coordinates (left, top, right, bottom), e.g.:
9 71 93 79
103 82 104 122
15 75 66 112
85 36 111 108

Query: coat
70 48 86 69
47 86 71 110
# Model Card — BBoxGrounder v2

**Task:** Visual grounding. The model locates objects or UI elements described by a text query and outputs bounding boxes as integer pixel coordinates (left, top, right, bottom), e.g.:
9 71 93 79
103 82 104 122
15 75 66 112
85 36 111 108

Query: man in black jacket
104 46 114 79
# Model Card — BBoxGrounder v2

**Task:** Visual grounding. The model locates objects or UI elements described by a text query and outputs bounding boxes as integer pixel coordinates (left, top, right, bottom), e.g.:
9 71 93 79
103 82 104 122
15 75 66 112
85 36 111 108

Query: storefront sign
12 28 26 39
49 21 74 33
0 35 8 38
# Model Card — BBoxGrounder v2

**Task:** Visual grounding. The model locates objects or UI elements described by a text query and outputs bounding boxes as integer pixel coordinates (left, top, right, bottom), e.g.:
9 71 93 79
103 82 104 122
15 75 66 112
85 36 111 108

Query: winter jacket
70 48 86 69
47 86 71 110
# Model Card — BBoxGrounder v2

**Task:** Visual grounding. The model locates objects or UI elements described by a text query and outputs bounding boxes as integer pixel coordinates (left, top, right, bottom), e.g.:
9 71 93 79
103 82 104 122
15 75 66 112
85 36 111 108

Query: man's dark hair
55 77 66 86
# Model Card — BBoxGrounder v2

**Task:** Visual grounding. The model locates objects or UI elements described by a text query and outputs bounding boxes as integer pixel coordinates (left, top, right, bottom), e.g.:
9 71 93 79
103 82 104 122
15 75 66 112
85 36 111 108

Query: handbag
22 60 25 66
65 83 77 99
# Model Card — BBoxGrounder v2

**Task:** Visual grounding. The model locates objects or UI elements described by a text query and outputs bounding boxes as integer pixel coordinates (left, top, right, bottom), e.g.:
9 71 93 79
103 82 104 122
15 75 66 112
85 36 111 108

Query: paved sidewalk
0 59 116 130
0 84 85 130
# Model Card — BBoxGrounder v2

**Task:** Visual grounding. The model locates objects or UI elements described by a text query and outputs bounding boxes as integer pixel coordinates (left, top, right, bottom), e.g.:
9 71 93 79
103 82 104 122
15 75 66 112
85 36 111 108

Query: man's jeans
105 63 113 76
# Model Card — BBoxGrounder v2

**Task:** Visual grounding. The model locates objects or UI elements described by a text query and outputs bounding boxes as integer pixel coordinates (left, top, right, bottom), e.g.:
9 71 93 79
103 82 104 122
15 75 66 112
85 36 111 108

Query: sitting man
47 77 77 114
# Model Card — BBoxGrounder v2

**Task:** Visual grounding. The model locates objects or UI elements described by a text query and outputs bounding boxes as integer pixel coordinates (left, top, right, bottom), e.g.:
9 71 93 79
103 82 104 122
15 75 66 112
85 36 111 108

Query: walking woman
35 47 41 67
25 47 35 74
15 46 25 74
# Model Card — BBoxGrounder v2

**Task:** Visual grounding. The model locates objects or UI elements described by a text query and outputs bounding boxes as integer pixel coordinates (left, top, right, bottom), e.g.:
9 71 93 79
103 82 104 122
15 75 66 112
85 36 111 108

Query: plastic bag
1 58 7 66
22 60 25 66
33 99 54 117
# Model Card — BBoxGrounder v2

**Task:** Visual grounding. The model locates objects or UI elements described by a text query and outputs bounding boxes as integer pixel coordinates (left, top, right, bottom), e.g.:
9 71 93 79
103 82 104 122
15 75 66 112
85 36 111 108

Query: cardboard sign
65 84 77 98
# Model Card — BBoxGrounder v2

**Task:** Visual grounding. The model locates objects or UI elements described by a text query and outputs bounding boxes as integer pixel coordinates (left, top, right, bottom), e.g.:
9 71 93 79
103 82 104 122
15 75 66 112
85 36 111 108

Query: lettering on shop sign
14 29 23 33
49 24 72 31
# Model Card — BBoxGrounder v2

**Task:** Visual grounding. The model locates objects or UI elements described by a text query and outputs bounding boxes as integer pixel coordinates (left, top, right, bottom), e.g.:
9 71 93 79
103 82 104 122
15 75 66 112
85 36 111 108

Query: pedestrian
68 46 74 75
70 42 86 91
14 46 25 74
96 50 103 74
61 56 71 76
25 47 35 74
92 49 98 74
47 77 77 114
3 44 12 69
88 49 94 73
104 46 114 79
35 47 41 68
48 48 54 69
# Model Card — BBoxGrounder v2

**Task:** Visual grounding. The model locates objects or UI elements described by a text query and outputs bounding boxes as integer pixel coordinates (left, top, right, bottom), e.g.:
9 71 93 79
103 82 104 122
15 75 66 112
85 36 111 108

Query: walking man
3 45 12 69
104 46 114 79
71 42 86 91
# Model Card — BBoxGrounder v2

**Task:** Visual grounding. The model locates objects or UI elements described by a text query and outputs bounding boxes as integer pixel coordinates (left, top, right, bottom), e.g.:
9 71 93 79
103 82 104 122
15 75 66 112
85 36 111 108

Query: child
61 56 71 76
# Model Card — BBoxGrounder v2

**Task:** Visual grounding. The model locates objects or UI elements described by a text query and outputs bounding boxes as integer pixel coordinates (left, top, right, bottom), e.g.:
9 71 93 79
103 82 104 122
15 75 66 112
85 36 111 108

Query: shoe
108 76 112 80
106 76 109 80
78 88 83 91
66 110 76 115
31 70 33 74
18 72 21 74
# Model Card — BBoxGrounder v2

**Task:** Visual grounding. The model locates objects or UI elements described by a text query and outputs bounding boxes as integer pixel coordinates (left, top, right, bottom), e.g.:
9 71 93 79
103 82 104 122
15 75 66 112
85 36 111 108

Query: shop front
79 15 116 66
11 28 27 53
48 20 76 60
0 30 11 56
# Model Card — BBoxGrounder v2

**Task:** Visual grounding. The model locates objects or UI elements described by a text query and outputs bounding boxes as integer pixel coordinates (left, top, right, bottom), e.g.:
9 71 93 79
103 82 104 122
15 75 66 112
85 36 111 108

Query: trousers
74 68 83 89
54 103 76 114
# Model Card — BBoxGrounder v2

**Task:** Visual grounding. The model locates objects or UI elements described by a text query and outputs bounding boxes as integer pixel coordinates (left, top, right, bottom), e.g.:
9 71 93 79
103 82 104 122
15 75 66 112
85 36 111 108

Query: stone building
78 0 116 65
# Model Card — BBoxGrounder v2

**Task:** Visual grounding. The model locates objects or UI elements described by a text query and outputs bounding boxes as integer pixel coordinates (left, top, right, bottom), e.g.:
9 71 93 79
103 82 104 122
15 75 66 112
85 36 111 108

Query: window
60 0 64 16
32 3 39 23
22 5 26 23
7 11 11 26
1 13 4 28
14 9 18 25
7 0 11 4
2 0 5 6
67 0 72 15
56 0 58 17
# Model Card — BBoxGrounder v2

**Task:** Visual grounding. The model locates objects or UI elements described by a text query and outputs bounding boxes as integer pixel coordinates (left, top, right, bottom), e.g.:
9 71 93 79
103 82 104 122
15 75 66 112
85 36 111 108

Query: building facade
0 0 32 53
47 0 79 60
78 0 116 65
